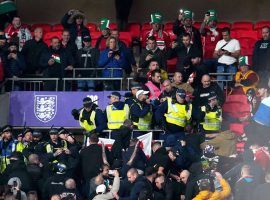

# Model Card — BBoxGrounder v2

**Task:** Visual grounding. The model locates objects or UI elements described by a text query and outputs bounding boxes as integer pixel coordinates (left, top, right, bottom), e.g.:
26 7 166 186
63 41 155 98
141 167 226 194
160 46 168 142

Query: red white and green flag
52 54 61 64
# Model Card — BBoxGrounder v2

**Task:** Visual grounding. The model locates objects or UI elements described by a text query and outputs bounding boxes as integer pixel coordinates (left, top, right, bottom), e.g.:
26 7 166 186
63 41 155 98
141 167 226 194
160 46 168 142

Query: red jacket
202 28 222 59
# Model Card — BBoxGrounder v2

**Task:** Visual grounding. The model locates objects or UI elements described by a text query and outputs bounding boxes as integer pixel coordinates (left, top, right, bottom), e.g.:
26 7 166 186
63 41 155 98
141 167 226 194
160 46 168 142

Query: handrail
72 68 123 78
62 77 124 91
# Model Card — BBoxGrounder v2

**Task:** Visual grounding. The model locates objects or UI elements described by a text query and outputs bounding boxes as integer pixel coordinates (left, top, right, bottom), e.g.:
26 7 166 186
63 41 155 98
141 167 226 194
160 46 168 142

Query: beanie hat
7 177 22 188
150 12 163 24
207 9 217 23
239 56 250 67
100 18 110 30
183 9 193 21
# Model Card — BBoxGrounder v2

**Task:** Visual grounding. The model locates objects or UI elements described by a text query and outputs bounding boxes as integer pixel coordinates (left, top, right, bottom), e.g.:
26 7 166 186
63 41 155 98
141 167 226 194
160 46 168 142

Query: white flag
137 132 153 158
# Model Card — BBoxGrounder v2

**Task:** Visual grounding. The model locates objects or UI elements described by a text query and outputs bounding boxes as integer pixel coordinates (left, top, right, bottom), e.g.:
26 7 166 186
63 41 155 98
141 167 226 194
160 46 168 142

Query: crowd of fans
0 6 270 200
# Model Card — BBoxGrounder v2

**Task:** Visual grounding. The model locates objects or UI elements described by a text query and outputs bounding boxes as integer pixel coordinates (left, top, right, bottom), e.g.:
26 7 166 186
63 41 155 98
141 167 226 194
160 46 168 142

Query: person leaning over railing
98 36 128 90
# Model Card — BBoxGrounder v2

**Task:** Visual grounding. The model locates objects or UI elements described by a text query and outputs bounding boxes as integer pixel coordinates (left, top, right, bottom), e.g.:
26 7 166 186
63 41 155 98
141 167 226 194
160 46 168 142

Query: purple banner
9 91 127 127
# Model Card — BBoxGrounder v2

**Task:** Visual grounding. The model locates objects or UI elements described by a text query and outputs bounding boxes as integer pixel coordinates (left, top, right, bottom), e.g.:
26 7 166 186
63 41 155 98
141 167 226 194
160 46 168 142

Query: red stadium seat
230 123 245 135
128 23 141 39
119 32 132 47
43 31 62 46
52 24 64 32
31 23 51 33
22 23 31 30
142 23 151 31
86 23 97 32
109 23 117 30
164 22 174 31
232 21 253 30
231 30 258 40
90 31 102 46
217 21 231 29
193 22 202 29
238 37 257 56
254 21 270 30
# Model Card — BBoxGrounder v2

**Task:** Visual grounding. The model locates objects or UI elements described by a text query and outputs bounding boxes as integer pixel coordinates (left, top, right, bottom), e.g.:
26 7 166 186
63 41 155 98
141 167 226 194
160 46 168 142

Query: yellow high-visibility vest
132 103 152 130
106 104 130 129
79 109 96 131
201 106 222 131
164 97 192 127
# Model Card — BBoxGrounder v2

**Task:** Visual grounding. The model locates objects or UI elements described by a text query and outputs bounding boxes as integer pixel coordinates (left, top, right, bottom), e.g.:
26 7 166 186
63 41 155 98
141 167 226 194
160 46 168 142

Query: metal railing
62 77 124 91
6 78 60 91
72 68 123 78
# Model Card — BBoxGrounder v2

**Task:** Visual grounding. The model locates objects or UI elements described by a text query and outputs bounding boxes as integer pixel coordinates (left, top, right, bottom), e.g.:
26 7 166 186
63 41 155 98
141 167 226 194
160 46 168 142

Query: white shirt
215 39 240 65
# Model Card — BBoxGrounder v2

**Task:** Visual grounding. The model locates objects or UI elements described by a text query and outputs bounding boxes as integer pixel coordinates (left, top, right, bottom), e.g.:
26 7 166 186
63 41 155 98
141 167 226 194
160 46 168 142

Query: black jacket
4 51 25 77
252 39 270 73
61 40 78 59
139 48 167 69
173 20 202 50
40 47 75 78
21 39 48 74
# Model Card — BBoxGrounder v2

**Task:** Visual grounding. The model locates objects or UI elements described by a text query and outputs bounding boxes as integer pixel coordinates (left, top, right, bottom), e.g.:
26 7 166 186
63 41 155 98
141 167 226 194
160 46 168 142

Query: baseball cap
96 184 106 194
208 92 217 101
49 128 58 135
136 90 149 99
1 125 12 134
83 97 93 107
130 82 142 90
107 91 121 99
83 35 91 42
176 89 186 98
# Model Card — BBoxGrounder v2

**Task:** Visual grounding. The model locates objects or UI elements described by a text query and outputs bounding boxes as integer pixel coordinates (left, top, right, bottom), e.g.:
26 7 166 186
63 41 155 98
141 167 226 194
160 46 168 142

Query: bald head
65 178 76 189
152 142 161 153
180 170 190 184
173 72 183 84
163 79 172 92
127 168 138 183
201 74 211 88
28 154 39 165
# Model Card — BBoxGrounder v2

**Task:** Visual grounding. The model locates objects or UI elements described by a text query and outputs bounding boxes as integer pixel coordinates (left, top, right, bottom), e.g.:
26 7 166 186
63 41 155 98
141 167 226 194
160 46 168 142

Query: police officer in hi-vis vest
199 91 222 134
72 97 106 134
105 92 130 130
156 89 192 141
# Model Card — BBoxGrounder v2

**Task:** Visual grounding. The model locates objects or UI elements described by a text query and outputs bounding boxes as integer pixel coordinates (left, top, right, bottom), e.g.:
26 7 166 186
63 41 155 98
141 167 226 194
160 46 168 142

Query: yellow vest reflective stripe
45 140 68 163
132 103 152 130
0 142 18 172
164 98 191 127
106 104 130 129
79 109 96 131
16 142 25 152
201 106 222 131
235 70 259 94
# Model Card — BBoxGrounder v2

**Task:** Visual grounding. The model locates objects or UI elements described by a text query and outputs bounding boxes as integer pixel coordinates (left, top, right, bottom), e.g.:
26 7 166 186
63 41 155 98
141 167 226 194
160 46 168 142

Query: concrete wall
0 93 10 126
16 0 270 24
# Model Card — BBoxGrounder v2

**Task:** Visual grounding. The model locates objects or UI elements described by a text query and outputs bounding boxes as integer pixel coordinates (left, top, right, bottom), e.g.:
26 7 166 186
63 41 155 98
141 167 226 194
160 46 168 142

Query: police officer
105 92 130 130
130 90 153 131
22 130 45 159
44 128 69 164
199 92 222 134
125 82 142 107
156 89 192 141
0 125 23 172
72 97 106 134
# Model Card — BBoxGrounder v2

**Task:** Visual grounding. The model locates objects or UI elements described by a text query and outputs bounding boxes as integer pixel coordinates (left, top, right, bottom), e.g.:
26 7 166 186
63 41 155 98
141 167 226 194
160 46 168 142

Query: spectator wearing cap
232 56 259 95
21 27 48 75
167 32 202 71
130 89 153 131
198 91 222 134
141 12 170 51
22 130 45 159
200 10 222 72
139 36 167 70
6 177 27 200
172 71 194 95
155 89 192 141
61 9 90 49
145 69 165 100
253 26 270 76
4 16 32 51
4 42 25 90
173 9 202 50
125 82 142 107
0 125 22 172
71 97 106 134
105 92 130 130
159 79 177 102
98 36 127 90
96 18 111 51
213 27 241 89
40 37 75 91
75 34 100 91
111 29 137 75
61 29 78 59
192 74 225 110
